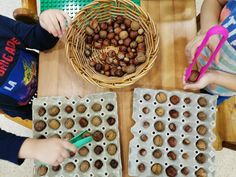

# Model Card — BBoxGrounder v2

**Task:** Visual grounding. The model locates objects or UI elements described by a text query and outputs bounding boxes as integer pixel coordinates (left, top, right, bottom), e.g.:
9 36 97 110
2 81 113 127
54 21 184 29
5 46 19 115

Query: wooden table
38 0 236 176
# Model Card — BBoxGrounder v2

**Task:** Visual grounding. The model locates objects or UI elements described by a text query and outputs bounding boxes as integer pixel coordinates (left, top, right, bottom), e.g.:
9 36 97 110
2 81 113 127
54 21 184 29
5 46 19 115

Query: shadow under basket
66 0 159 88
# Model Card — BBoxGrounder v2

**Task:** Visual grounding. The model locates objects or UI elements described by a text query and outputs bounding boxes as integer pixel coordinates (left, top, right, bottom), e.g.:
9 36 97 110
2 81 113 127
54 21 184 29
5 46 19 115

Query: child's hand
19 138 76 166
185 34 221 64
39 9 72 38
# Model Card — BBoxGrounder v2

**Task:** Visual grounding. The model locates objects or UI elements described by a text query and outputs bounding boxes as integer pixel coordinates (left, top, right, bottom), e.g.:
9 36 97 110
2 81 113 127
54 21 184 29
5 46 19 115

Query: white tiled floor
1 0 236 177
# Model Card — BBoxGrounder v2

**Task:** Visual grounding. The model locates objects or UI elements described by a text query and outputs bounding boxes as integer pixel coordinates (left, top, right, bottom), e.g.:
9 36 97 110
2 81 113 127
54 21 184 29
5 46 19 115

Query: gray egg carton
32 92 122 177
129 88 217 177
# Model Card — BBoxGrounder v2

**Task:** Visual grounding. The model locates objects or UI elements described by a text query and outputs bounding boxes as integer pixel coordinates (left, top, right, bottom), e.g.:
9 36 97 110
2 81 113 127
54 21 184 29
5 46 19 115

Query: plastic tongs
69 130 93 148
185 25 229 82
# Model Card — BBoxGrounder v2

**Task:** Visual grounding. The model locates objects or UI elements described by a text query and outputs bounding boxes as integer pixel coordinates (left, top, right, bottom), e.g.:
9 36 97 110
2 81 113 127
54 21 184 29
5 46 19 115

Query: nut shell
48 119 60 130
91 116 102 126
155 107 165 117
152 149 162 159
38 107 46 117
64 118 74 129
151 163 162 175
77 104 87 113
153 135 163 147
166 166 177 177
34 120 46 132
156 92 167 103
105 130 117 141
80 160 90 172
64 162 75 173
78 147 89 156
48 106 60 116
107 144 117 156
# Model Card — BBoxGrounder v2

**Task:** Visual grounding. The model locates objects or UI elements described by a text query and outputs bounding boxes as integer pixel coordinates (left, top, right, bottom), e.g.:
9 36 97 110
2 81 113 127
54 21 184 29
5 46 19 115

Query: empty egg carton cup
33 92 122 177
129 88 217 177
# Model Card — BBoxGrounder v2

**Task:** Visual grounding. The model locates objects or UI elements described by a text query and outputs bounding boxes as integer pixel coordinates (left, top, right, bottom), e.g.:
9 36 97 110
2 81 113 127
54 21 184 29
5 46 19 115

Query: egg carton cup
128 88 217 177
32 92 122 177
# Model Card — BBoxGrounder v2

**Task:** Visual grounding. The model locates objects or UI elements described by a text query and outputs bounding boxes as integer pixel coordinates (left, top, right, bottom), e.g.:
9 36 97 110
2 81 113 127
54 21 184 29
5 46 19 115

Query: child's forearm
200 0 227 34
209 70 236 92
18 138 36 159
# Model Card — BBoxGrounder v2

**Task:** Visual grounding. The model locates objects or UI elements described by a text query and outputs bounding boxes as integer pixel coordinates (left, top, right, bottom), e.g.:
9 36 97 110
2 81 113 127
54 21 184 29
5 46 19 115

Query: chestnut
170 95 180 105
153 135 163 147
140 134 148 142
196 153 207 164
48 119 60 130
107 144 117 156
38 107 46 117
139 148 147 156
166 166 177 177
197 125 208 136
168 137 177 147
195 168 207 177
131 21 140 31
91 103 102 112
167 151 177 161
34 120 46 132
168 123 177 132
64 118 75 129
196 139 207 151
198 97 208 107
79 117 88 128
64 162 75 173
154 121 165 132
156 92 167 103
78 147 89 156
138 163 145 172
151 163 162 175
181 167 190 176
152 149 162 159
94 145 104 155
106 103 114 111
37 165 48 176
197 111 207 121
107 117 116 126
169 109 179 119
94 160 103 169
65 105 73 113
80 160 90 172
155 107 165 117
91 116 102 127
105 129 117 141
48 106 60 116
110 159 118 169
188 70 200 83
77 104 87 113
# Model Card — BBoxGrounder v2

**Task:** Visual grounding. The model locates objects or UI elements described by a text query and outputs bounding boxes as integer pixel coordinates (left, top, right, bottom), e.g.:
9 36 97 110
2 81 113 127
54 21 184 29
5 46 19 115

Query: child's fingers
62 11 72 27
183 83 199 90
49 15 61 37
62 140 77 153
56 13 67 34
56 156 65 164
61 150 70 159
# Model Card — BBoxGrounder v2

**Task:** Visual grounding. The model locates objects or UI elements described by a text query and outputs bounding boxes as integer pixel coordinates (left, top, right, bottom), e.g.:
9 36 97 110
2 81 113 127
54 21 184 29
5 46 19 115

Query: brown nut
80 160 90 172
99 30 107 39
184 97 191 104
170 95 180 105
100 22 108 30
142 107 149 114
156 92 167 103
152 149 162 159
129 31 139 39
130 41 137 49
77 104 87 113
82 132 92 138
167 151 177 161
154 121 165 132
182 153 189 160
136 52 146 63
168 137 177 147
105 130 117 141
52 165 61 172
183 138 191 145
116 16 124 23
188 70 200 83
137 42 146 52
91 116 102 127
183 111 191 118
183 125 192 133
114 27 122 34
139 148 147 156
107 144 117 156
93 34 100 41
94 145 104 155
110 159 118 169
86 26 94 36
131 21 140 31
181 167 190 176
151 163 162 175
63 133 74 140
196 153 207 164
169 109 179 119
90 20 98 29
65 105 73 113
48 106 60 116
138 163 145 172
93 131 104 142
38 107 46 117
197 111 207 121
124 38 132 47
115 69 124 77
143 94 151 101
143 121 150 128
166 166 177 177
106 103 114 111
124 19 131 28
195 168 207 177
136 35 144 43
140 134 148 142
64 162 75 173
107 117 116 126
198 97 208 107
34 120 46 132
78 147 89 156
64 118 75 129
196 139 207 151
138 28 144 35
38 166 48 176
155 107 165 117
153 135 163 147
94 160 103 169
79 117 88 128
197 125 208 136
168 123 177 132
95 63 103 72
91 103 102 112
49 119 60 130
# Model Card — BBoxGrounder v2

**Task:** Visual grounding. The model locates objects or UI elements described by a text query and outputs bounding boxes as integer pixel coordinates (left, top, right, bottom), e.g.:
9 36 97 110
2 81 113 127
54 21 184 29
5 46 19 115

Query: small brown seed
183 125 192 133
142 107 149 114
197 111 207 121
183 111 191 118
153 135 163 147
143 121 150 128
107 117 116 126
106 103 114 111
196 153 207 164
152 149 162 159
140 134 148 142
151 163 162 175
91 103 102 112
181 167 190 176
110 159 118 169
139 148 147 156
169 109 179 119
170 95 180 105
166 166 177 177
182 153 189 160
168 123 177 132
80 160 90 172
168 137 177 147
143 94 151 101
79 118 88 128
183 138 191 145
196 139 207 151
77 104 87 113
94 160 103 169
198 97 208 107
93 131 104 142
197 125 208 136
65 105 73 113
94 145 104 155
184 97 191 104
167 151 177 161
155 107 165 117
38 107 46 117
138 163 146 172
105 130 117 141
34 120 46 132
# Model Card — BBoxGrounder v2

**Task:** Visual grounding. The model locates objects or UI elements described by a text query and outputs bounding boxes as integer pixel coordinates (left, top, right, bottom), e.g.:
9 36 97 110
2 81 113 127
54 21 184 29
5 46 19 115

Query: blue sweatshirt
0 15 58 165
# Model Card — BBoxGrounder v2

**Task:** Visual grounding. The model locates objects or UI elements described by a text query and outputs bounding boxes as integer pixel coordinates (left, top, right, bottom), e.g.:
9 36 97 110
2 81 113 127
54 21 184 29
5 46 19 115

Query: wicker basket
66 0 159 88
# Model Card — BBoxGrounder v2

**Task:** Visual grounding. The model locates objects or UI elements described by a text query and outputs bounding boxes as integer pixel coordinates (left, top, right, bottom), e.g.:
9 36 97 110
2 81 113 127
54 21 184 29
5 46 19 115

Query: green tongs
69 130 93 148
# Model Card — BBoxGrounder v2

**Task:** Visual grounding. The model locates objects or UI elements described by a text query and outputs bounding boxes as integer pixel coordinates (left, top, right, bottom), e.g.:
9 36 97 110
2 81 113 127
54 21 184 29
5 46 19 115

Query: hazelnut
152 149 162 159
77 104 87 113
91 116 102 127
138 163 145 172
93 131 104 142
64 118 75 129
183 111 191 118
153 135 163 147
137 42 146 52
168 137 177 147
78 147 89 156
49 119 60 130
182 153 189 160
143 121 150 128
138 28 144 35
115 69 124 77
143 94 151 101
103 39 110 46
110 68 118 76
120 24 126 30
183 138 191 145
63 133 74 140
181 167 190 176
86 26 94 36
105 130 117 141
38 166 48 176
156 92 167 103
131 21 140 31
168 123 177 132
34 120 46 132
80 160 90 172
94 160 103 169
198 97 208 107
94 145 103 155
106 57 113 64
119 45 127 52
140 134 148 142
119 31 129 40
196 139 207 151
142 107 149 114
79 117 88 128
130 41 137 49
196 153 207 164
169 109 179 119
85 36 93 44
105 71 110 76
38 107 46 117
116 16 124 23
154 121 165 132
95 63 103 72
184 97 191 104
129 31 139 39
90 20 98 29
197 125 208 136
183 125 192 133
93 34 100 41
107 117 116 126
107 144 117 155
52 165 61 172
139 148 147 156
91 103 102 112
136 52 146 63
94 41 102 49
117 52 125 60
48 106 60 116
124 38 132 46
103 64 110 71
65 105 73 113
107 32 115 40
197 111 207 121
114 27 122 34
124 65 136 74
166 166 177 177
100 22 108 30
99 30 107 39
151 163 162 175
124 19 131 28
195 168 207 177
155 107 165 117
188 70 200 82
106 103 114 111
170 95 180 105
118 39 124 45
167 151 177 161
136 35 144 43
110 159 118 169
64 162 75 173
